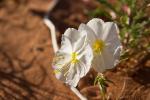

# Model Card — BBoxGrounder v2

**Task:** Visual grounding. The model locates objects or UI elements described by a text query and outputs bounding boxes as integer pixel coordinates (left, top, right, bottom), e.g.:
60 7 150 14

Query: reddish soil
0 0 150 100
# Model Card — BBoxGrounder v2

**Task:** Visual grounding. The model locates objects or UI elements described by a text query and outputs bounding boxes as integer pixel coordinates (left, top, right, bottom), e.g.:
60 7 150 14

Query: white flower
78 18 122 72
52 28 93 87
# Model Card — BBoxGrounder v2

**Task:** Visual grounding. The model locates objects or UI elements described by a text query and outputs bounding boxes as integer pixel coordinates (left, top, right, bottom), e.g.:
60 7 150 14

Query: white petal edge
102 22 119 42
59 35 72 54
92 54 106 73
87 18 104 39
78 23 96 45
72 33 87 53
64 28 86 45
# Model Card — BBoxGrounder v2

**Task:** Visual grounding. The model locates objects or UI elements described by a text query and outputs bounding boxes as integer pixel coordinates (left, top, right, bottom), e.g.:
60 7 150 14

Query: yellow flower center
54 52 79 75
93 40 105 54
71 52 79 64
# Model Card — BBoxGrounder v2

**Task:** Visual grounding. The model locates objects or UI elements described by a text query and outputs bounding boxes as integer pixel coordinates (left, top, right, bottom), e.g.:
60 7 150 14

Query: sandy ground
0 0 78 99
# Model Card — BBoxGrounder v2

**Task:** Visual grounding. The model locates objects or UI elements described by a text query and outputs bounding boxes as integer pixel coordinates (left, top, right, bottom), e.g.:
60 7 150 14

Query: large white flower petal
66 44 93 86
64 28 85 44
59 35 72 54
102 22 121 54
64 28 87 52
52 52 71 68
53 68 69 82
87 18 104 38
52 51 71 81
78 23 96 45
67 74 80 87
92 54 106 72
66 64 76 80
101 47 115 69
66 62 89 87
56 63 72 82
105 41 121 55
76 62 86 78
73 33 87 53
113 46 122 65
102 22 119 42
78 44 93 77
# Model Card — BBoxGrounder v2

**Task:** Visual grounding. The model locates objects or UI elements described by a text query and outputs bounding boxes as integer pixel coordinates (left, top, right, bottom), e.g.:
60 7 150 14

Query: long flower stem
70 86 87 100
44 0 87 99
44 0 59 52
44 17 58 53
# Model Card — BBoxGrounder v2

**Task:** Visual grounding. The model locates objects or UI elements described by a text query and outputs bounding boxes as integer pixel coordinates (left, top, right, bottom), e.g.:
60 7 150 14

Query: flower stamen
71 52 79 64
54 52 79 75
93 40 105 54
54 61 71 75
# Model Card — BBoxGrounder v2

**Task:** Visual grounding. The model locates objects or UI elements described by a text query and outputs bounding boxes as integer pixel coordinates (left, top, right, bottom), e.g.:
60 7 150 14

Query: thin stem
44 0 59 53
44 17 58 53
70 86 87 100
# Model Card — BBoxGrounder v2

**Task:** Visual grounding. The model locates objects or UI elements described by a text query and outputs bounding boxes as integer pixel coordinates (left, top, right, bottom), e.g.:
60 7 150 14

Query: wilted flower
52 28 93 87
78 18 122 72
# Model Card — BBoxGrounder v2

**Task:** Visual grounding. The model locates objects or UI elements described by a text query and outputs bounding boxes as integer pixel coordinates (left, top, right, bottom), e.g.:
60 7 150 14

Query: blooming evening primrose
78 18 122 72
52 28 93 87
